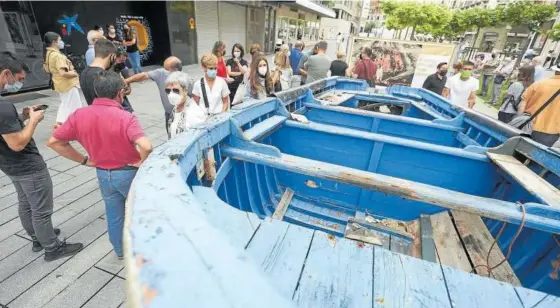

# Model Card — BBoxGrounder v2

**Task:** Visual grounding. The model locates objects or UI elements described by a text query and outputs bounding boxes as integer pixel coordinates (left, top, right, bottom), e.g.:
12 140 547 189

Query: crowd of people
2 22 559 263
0 24 385 261
422 52 560 147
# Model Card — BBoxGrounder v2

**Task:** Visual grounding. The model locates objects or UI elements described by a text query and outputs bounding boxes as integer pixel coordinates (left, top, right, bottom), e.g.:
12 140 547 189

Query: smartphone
33 104 49 111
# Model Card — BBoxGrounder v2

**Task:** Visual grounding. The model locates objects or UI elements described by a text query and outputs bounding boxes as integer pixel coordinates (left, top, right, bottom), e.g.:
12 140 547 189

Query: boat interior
126 79 560 306
175 95 560 300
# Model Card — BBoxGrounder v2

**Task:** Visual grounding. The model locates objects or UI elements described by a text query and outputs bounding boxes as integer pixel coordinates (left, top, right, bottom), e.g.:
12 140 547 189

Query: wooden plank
515 286 560 307
293 231 373 308
0 219 107 304
373 246 451 307
488 152 560 207
452 210 521 286
222 145 560 235
8 235 113 308
441 264 523 307
82 277 126 308
272 188 294 221
243 115 287 141
245 220 314 299
430 211 472 273
389 236 411 255
42 268 113 308
420 214 437 263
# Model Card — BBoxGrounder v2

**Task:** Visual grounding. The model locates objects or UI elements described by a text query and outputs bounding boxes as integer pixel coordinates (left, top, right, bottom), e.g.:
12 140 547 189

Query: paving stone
8 235 113 308
41 267 113 308
82 276 126 308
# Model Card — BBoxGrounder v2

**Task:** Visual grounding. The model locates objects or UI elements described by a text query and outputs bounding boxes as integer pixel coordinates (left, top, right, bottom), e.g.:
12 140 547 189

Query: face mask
56 40 65 49
168 92 183 106
359 54 363 60
439 70 448 76
258 66 268 76
2 71 23 93
287 51 291 57
109 29 115 34
207 69 217 79
460 70 473 78
98 29 104 35
234 51 241 58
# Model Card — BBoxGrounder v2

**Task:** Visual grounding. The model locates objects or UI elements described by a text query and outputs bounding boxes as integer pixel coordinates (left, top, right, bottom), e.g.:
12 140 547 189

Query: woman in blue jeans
123 25 142 74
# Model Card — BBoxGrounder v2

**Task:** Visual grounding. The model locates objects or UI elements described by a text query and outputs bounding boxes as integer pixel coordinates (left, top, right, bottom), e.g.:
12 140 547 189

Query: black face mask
359 54 363 60
439 70 448 76
112 62 126 73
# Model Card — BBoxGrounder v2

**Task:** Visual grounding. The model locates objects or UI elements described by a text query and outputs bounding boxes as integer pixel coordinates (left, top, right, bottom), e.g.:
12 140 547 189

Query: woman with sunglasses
165 71 207 139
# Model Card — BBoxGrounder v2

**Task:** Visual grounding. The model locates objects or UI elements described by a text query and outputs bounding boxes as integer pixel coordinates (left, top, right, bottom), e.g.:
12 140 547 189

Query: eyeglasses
165 88 181 95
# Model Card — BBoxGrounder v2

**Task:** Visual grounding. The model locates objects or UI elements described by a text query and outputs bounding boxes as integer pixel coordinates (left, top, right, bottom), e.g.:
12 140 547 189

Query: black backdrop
31 1 171 66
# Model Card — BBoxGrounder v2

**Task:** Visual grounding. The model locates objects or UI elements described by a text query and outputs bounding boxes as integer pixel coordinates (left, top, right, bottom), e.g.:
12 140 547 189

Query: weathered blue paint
126 80 560 306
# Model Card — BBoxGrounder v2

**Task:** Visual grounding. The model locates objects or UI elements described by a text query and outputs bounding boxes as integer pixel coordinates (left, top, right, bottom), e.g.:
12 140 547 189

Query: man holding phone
0 55 83 261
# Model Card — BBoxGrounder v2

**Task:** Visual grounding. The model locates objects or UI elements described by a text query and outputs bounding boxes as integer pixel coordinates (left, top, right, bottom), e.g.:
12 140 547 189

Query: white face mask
258 66 268 76
168 92 183 106
233 51 241 58
56 40 65 49
98 29 104 35
286 51 291 57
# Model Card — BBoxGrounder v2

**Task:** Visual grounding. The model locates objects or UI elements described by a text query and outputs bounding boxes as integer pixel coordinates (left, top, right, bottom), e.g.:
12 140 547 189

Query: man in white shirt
442 61 479 109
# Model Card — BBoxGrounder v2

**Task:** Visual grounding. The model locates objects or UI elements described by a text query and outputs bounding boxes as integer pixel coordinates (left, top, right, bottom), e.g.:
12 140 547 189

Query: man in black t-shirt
422 62 448 96
0 56 82 261
80 39 134 112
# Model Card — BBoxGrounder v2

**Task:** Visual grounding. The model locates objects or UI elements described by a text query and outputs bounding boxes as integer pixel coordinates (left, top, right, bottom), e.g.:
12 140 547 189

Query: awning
281 0 336 18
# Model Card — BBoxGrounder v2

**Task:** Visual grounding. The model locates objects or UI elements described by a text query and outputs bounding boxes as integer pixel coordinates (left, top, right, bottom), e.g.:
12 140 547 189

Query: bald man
85 30 104 65
125 56 186 131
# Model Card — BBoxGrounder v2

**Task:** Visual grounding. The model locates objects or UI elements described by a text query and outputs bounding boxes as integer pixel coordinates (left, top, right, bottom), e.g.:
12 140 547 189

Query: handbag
232 81 246 105
44 51 55 90
509 89 560 134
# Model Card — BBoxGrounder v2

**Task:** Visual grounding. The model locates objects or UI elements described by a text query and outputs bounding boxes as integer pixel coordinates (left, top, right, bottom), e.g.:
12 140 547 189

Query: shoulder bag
200 78 210 113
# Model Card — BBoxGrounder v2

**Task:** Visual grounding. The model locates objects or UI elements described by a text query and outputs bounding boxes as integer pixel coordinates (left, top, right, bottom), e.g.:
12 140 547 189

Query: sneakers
32 228 61 252
44 241 84 262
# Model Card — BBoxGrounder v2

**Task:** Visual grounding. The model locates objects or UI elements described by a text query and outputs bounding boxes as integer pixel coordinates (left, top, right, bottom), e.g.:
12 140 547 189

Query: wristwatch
81 156 89 165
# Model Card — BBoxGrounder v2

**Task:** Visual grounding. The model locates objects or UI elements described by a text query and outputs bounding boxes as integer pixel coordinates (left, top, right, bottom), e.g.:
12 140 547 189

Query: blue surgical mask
3 71 23 93
207 69 217 79
57 40 65 49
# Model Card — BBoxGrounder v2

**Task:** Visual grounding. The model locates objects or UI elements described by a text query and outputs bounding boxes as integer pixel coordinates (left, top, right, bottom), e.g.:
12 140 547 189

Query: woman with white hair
165 71 207 139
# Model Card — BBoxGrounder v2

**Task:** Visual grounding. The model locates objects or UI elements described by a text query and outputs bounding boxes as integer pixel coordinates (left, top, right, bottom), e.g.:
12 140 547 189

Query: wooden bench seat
488 152 560 208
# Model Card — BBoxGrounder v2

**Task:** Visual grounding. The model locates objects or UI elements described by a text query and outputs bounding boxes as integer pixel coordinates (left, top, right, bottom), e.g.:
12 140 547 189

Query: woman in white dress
42 32 85 128
165 71 207 139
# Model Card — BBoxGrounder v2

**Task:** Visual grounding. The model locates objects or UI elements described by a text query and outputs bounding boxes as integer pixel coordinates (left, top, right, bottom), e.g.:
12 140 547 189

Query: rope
471 202 526 278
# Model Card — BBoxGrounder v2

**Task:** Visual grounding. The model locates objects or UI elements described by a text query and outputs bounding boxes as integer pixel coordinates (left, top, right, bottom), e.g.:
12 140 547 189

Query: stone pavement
0 76 171 308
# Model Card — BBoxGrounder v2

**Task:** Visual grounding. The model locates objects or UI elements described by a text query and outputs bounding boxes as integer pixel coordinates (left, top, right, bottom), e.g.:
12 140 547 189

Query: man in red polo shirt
47 70 152 259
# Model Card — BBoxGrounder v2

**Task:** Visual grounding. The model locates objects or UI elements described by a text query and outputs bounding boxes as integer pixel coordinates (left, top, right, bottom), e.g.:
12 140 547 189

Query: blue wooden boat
125 95 560 307
275 78 521 149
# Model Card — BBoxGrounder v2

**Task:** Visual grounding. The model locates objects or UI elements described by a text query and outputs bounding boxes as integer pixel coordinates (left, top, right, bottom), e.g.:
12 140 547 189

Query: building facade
0 0 334 92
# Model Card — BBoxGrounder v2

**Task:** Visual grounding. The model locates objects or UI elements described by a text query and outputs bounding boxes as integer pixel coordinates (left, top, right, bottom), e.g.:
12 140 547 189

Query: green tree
548 23 560 42
364 22 376 33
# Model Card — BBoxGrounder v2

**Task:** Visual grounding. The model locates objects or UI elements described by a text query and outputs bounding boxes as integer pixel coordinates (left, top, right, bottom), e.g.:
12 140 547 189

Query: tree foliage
364 22 376 33
380 0 557 41
548 24 560 42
